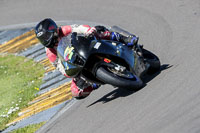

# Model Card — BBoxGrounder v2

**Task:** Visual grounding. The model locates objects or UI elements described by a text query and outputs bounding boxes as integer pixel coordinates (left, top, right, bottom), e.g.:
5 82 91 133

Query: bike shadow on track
87 64 172 108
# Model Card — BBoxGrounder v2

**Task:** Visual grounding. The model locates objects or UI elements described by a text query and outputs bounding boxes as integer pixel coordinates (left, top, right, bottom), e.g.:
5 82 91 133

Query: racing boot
110 32 139 48
92 83 101 90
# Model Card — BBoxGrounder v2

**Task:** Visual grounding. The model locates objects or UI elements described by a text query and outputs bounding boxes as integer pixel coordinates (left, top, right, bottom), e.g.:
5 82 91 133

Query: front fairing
90 40 136 72
71 33 136 72
104 40 135 65
57 33 137 78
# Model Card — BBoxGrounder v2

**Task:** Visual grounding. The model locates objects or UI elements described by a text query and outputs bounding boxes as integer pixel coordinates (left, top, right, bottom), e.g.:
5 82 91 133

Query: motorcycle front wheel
96 66 143 91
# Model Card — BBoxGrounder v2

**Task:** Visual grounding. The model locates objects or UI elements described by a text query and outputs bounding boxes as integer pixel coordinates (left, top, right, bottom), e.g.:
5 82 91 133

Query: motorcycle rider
35 18 138 99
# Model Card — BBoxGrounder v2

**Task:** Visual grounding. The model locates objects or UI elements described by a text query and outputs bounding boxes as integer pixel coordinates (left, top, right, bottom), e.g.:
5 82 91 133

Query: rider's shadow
87 87 136 108
87 64 172 108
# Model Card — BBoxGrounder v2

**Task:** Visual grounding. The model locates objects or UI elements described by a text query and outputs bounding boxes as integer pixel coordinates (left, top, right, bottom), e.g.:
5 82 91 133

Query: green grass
0 54 45 131
10 121 46 133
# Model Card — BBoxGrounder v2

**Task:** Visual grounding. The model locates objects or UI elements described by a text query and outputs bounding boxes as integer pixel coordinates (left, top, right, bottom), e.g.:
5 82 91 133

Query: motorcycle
57 26 160 91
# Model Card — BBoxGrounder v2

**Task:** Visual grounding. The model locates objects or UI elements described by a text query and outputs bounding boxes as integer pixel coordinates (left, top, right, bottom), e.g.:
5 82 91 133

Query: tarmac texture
0 0 200 133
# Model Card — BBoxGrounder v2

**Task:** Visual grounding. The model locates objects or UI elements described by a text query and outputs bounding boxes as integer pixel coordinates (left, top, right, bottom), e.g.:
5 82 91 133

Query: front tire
96 66 143 91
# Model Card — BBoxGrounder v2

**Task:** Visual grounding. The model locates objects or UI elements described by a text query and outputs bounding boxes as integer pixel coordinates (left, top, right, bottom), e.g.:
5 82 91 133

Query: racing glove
85 27 97 36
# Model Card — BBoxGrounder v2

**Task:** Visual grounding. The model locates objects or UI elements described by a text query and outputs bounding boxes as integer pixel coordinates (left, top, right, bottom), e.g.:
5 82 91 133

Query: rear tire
142 49 160 74
96 66 143 91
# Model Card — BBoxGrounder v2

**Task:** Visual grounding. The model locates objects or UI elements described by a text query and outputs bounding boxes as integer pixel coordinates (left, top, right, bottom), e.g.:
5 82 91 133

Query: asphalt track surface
1 0 200 133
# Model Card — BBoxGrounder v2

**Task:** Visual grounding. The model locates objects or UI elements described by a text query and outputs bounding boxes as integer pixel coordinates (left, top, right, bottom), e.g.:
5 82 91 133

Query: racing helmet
35 18 58 48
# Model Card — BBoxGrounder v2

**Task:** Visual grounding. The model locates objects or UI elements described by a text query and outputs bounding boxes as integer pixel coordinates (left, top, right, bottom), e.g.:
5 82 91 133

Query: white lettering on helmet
37 31 43 37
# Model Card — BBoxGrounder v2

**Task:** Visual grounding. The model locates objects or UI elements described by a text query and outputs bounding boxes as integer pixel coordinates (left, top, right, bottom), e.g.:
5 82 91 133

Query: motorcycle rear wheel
142 49 160 74
96 66 143 91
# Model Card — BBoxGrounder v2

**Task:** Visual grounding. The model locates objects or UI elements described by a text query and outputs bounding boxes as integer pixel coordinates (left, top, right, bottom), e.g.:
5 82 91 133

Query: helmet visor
37 30 54 46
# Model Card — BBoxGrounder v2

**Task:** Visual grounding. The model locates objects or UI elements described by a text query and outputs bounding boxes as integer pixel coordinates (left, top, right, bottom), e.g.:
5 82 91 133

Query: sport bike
57 26 160 90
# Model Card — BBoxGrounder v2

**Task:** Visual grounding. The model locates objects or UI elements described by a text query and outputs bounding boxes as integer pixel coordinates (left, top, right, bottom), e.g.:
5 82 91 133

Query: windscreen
57 36 72 62
57 35 85 77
